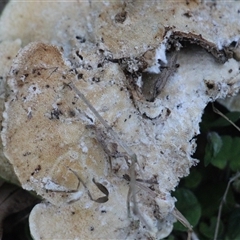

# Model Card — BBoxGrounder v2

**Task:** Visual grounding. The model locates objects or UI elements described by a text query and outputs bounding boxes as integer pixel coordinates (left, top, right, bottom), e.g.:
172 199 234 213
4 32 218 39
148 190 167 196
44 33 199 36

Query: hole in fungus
77 73 83 79
205 81 215 89
229 40 238 48
115 11 127 23
92 77 100 83
76 36 86 43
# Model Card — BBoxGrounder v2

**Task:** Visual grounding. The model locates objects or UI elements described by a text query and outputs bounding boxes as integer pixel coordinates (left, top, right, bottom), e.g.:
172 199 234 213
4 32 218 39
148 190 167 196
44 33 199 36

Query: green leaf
206 136 240 171
229 138 240 171
196 181 235 219
183 169 202 189
210 111 240 128
200 105 219 133
227 209 240 239
199 217 223 239
225 232 240 240
210 136 232 169
209 132 223 157
173 188 201 231
233 177 240 193
204 132 225 167
204 133 240 170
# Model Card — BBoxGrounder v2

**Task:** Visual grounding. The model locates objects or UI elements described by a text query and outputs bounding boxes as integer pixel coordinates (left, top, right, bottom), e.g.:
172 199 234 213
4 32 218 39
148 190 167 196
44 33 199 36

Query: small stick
68 82 137 162
68 82 140 218
124 174 194 235
142 52 178 101
68 168 109 204
68 81 195 234
211 104 240 239
213 172 240 240
212 103 240 132
172 207 193 233
156 52 178 95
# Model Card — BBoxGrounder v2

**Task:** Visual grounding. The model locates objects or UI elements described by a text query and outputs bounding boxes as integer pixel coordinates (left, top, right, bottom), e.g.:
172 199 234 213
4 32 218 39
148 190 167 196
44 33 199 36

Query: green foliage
200 107 240 132
196 182 234 218
209 111 240 128
169 103 240 240
199 217 223 239
183 169 202 189
173 188 201 231
204 134 240 171
233 177 240 193
227 209 240 239
204 132 223 167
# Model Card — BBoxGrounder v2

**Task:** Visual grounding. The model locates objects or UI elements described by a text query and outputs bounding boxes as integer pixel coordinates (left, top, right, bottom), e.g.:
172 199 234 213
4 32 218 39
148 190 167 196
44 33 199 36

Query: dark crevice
0 0 8 15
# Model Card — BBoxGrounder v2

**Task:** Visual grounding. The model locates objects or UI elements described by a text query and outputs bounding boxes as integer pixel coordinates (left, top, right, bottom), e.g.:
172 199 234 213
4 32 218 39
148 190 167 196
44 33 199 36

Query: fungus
1 1 240 239
0 39 22 184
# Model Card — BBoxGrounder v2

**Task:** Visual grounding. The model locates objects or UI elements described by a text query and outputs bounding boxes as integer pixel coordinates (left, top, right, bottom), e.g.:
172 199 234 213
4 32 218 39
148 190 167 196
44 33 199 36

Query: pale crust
1 1 240 239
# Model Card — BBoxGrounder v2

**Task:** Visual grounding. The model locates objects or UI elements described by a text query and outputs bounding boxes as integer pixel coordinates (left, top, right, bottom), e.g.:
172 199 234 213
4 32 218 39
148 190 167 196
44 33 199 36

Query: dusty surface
1 1 240 239
0 40 21 184
3 42 240 239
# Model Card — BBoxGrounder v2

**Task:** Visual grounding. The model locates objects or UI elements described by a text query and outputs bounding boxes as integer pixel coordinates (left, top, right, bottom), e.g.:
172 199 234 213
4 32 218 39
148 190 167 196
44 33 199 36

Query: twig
212 103 240 132
123 174 194 233
156 52 178 95
68 82 137 162
172 207 193 232
68 168 109 204
213 172 240 240
68 81 141 220
211 104 240 239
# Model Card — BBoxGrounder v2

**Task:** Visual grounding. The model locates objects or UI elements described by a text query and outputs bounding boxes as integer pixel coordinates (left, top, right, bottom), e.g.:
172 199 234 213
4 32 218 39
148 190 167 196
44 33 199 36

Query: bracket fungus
1 1 240 239
0 40 22 185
